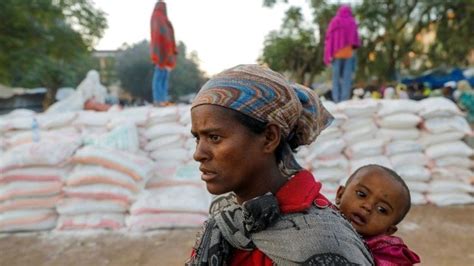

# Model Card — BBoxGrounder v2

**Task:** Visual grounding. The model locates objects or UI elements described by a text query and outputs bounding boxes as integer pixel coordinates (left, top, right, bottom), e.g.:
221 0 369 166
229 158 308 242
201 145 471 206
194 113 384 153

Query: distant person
336 164 421 265
396 83 409 99
352 87 365 100
407 83 425 101
456 80 474 123
324 5 360 103
150 0 177 107
442 81 456 102
383 87 396 99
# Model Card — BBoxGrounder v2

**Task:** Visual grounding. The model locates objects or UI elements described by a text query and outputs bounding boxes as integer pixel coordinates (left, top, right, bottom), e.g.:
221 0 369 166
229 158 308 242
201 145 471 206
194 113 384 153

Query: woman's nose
193 140 209 162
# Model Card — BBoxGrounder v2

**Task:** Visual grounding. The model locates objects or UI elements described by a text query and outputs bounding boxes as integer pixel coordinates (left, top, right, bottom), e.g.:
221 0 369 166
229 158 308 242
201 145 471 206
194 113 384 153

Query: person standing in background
324 5 360 103
150 0 177 106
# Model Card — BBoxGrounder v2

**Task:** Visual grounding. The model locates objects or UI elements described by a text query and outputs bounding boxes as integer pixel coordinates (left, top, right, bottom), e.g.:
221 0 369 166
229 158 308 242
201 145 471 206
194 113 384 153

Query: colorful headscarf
150 1 177 69
192 64 333 176
324 5 360 65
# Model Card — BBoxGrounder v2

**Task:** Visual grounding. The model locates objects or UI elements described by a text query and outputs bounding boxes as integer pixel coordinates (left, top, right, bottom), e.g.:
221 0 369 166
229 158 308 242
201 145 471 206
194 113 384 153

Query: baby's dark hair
346 164 411 225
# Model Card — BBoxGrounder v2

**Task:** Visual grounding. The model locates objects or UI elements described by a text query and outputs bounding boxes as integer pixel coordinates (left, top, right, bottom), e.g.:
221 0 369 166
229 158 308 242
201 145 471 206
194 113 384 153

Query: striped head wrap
192 64 333 176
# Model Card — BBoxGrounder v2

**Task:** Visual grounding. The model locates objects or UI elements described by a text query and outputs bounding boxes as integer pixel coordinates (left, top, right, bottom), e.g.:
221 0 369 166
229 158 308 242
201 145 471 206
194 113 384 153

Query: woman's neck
235 166 288 204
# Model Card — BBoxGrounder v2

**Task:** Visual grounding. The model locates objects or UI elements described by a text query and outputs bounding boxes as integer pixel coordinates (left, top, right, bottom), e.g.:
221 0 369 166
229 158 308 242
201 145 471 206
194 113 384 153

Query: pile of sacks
127 162 211 231
298 98 474 205
140 106 194 173
0 105 213 233
1 97 474 234
418 98 474 205
0 139 80 232
57 146 155 230
375 100 428 205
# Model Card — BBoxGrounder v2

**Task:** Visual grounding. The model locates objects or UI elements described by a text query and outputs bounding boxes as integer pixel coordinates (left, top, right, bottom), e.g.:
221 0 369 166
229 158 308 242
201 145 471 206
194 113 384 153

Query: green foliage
116 40 207 102
356 0 474 82
260 1 338 84
260 7 322 84
0 0 107 106
116 41 154 101
169 43 208 101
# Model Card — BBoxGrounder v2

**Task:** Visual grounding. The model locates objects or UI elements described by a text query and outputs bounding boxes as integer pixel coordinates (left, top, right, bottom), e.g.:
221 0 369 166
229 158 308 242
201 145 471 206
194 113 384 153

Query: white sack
377 99 420 117
386 140 423 156
377 113 421 129
425 141 473 159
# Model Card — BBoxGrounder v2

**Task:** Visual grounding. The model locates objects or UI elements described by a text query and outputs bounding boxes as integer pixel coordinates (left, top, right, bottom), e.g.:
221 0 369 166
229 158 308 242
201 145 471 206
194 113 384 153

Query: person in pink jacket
324 5 360 103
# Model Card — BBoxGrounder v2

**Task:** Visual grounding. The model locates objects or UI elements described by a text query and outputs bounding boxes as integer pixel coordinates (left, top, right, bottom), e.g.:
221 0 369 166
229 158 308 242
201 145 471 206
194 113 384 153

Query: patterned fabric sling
187 192 374 265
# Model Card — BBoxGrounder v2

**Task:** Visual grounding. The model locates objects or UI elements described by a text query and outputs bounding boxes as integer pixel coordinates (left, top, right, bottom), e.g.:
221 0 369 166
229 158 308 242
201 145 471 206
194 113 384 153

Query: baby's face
336 168 407 237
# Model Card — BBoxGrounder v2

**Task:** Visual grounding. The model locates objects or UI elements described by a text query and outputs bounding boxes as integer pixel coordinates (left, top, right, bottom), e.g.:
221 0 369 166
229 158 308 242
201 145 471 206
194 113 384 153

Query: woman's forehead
191 105 239 129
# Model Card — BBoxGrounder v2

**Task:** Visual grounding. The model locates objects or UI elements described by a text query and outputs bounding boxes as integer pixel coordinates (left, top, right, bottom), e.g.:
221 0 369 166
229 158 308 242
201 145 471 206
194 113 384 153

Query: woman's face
191 105 268 197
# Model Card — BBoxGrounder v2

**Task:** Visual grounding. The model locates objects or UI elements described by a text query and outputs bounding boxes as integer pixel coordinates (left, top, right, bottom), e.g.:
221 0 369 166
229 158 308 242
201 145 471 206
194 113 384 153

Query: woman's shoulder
253 205 373 265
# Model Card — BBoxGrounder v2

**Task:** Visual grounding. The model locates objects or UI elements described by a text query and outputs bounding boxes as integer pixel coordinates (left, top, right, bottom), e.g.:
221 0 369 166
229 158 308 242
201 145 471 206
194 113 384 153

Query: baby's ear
386 225 398 235
335 186 345 205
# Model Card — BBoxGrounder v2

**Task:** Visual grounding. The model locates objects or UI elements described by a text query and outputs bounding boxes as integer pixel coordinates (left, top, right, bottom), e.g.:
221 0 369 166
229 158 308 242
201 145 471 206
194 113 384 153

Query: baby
335 164 421 265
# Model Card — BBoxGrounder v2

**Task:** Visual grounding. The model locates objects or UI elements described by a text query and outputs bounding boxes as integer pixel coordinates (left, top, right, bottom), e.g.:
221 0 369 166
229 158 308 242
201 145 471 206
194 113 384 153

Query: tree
116 40 207 102
356 0 474 82
259 7 321 84
115 41 154 102
260 0 337 85
169 43 208 100
264 0 474 84
0 0 107 107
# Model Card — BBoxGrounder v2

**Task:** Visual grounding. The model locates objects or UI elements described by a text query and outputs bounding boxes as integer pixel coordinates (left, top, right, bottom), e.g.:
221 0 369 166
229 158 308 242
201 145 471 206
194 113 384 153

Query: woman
187 64 373 265
324 5 360 103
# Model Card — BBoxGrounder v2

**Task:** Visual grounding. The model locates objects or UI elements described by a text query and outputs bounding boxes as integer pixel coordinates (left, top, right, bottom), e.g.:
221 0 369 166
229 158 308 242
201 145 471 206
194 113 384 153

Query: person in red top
150 0 177 106
187 64 374 265
336 164 421 265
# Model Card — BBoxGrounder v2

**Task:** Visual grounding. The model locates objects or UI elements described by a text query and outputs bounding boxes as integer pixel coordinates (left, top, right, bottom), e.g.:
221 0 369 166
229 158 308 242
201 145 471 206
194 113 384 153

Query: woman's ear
262 124 281 154
335 185 345 205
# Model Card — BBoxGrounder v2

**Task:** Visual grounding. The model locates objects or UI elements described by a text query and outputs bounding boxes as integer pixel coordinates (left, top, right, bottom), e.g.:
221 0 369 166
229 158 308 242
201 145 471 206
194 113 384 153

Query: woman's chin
205 184 229 196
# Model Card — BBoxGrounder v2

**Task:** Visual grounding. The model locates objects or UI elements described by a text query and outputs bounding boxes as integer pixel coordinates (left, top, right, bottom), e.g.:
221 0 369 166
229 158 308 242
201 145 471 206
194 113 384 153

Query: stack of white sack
127 162 211 231
0 110 80 151
73 110 112 138
375 100 428 204
142 105 193 176
338 100 392 182
418 97 474 206
0 139 80 232
296 101 348 201
0 109 37 156
58 146 155 230
107 106 153 156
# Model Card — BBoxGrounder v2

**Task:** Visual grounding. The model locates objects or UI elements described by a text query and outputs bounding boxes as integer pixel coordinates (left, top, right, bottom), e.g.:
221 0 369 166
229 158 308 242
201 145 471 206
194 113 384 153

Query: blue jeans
331 56 355 103
152 66 170 103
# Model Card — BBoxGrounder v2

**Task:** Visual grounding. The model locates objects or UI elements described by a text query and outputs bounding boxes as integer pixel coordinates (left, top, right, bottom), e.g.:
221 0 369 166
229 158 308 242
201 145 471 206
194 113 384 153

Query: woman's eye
356 191 366 198
377 206 387 214
209 135 221 142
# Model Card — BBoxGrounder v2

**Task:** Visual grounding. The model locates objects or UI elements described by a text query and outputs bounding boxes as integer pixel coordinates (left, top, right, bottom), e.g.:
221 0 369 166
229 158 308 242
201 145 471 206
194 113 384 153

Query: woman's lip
201 172 217 182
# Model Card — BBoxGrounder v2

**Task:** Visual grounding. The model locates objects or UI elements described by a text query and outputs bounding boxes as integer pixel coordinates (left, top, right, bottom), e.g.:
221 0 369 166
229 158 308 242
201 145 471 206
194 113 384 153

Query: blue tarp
401 68 474 89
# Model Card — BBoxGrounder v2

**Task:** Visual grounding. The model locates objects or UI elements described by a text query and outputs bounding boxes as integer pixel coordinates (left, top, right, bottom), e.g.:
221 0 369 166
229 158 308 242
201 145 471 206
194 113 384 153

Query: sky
93 0 312 76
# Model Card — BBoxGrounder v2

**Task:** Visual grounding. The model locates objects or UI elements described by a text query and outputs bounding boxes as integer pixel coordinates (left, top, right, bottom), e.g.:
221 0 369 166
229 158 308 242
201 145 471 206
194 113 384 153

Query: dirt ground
1 205 473 266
